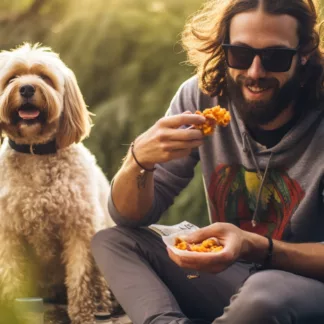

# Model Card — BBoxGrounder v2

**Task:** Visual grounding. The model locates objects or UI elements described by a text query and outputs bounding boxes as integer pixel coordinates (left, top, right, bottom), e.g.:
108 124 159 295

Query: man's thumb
185 225 216 243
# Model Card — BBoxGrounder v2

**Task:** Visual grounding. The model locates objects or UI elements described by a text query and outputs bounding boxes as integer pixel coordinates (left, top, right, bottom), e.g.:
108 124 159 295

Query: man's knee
91 226 130 258
237 270 297 322
91 226 154 259
92 227 113 251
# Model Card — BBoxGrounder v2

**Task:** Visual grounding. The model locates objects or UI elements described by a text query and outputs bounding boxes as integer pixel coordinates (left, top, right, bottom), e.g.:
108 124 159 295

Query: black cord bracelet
263 235 273 269
251 235 274 273
130 142 156 172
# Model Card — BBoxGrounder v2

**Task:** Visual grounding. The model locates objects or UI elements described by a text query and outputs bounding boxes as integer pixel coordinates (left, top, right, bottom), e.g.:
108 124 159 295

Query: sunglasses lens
225 46 254 69
261 49 296 72
223 45 297 72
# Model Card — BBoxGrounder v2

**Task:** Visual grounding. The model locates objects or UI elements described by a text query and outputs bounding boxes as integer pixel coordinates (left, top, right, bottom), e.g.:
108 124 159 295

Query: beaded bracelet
130 142 156 172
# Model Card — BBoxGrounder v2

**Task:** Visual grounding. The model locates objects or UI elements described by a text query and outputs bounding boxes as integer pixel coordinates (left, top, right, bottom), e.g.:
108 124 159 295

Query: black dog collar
8 138 57 155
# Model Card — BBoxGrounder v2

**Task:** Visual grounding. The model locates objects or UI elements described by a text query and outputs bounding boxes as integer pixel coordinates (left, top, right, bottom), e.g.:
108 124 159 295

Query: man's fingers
159 127 204 142
159 113 206 129
174 128 204 141
177 252 224 267
185 224 220 243
167 248 227 273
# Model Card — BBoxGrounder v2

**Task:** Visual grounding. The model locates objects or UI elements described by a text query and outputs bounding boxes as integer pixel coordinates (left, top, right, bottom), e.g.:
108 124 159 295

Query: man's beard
226 68 302 128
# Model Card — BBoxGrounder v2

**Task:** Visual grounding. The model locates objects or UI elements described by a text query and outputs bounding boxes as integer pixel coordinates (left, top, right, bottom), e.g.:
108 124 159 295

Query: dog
0 43 118 324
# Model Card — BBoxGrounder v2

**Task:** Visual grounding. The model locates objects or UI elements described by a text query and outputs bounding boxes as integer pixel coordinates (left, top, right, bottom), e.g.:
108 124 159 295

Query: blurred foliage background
0 0 323 228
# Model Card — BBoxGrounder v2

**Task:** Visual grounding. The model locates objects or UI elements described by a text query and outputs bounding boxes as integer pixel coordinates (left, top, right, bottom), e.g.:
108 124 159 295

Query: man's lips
246 85 270 93
237 76 279 97
243 85 273 99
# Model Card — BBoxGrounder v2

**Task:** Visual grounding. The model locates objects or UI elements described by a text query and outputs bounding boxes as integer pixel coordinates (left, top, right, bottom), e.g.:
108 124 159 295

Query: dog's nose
19 85 35 98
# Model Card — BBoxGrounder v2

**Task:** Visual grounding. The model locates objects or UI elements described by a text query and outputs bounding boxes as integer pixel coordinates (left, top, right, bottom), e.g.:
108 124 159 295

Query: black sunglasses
221 44 298 72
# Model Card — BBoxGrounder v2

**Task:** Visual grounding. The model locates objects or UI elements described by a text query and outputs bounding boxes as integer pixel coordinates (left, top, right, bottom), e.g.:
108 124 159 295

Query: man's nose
247 55 266 79
19 85 35 98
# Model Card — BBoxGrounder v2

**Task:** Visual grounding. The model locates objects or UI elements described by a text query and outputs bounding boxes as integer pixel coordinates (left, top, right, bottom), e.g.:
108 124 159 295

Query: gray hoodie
109 76 324 243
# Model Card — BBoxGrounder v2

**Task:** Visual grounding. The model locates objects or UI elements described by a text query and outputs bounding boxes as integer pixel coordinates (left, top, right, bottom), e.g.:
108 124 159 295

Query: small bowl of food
162 229 223 256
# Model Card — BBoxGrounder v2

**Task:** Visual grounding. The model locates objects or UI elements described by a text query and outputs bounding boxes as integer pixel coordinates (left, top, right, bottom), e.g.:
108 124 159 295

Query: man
92 0 324 323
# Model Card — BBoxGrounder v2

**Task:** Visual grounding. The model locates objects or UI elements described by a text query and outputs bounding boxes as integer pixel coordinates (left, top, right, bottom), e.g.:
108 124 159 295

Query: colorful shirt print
208 164 305 239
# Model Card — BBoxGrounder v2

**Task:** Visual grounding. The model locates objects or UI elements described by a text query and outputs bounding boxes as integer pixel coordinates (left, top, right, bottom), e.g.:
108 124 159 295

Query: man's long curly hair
182 0 324 103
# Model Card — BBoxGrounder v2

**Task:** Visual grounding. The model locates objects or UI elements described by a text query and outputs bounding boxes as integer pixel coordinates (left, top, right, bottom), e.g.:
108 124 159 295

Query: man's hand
167 222 249 273
132 112 206 170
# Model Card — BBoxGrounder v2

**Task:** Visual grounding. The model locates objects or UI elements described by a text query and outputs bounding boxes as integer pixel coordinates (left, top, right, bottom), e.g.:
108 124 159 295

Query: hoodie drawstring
242 132 274 227
243 132 262 179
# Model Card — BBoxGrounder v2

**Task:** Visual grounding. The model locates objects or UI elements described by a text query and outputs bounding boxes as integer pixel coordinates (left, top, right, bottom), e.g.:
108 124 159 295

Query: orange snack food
193 106 231 135
174 237 224 253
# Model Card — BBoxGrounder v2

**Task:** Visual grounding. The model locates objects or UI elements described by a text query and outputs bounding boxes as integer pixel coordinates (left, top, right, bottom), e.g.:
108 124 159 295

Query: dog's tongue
18 110 40 120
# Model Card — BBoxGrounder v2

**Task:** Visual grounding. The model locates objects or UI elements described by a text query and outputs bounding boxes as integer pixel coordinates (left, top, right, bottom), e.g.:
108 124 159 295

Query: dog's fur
0 44 118 323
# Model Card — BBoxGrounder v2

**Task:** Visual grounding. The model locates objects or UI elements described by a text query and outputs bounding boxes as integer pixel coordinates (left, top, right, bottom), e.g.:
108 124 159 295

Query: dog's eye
6 76 18 85
39 74 54 86
40 74 50 81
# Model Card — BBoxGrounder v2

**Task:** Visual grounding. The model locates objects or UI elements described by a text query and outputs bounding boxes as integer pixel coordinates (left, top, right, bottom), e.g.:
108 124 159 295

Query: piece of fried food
174 237 224 253
193 106 231 135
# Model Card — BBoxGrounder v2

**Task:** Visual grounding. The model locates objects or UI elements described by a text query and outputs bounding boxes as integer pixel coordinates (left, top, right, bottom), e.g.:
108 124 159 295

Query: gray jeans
91 226 324 324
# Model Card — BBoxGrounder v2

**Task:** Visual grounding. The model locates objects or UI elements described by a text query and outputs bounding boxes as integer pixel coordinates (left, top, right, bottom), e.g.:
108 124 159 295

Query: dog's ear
56 69 92 149
0 52 9 142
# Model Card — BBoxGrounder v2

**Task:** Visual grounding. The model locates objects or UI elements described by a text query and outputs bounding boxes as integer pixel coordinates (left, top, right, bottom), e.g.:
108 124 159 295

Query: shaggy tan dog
0 44 118 324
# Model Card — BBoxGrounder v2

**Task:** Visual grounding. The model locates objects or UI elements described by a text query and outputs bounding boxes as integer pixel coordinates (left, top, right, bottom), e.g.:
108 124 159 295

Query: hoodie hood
227 97 324 155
